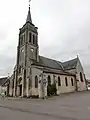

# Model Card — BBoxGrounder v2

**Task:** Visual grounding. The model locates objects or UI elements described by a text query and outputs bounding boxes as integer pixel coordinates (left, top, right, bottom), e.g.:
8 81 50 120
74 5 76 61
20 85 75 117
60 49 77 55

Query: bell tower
18 1 39 67
14 1 39 97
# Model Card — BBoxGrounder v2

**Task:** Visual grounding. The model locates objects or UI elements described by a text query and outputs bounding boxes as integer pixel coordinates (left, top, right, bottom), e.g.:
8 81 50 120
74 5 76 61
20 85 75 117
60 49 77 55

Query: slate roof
32 56 78 71
32 56 64 70
0 77 8 86
62 58 78 70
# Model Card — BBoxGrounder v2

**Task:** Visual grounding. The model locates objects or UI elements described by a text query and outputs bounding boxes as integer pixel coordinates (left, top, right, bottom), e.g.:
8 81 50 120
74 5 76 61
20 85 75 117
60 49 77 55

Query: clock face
31 48 34 52
21 48 24 52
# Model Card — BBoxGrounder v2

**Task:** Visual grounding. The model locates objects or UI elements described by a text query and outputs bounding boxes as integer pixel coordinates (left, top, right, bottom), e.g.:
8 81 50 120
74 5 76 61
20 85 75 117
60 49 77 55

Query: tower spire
26 0 32 23
29 0 31 7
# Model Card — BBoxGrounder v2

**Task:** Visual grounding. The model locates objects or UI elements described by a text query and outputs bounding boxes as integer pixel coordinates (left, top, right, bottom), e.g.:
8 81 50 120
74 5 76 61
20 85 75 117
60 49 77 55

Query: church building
8 3 87 98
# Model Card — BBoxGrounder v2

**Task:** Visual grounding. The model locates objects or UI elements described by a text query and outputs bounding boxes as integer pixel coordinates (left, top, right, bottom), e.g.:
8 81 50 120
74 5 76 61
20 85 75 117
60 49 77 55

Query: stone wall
30 67 42 97
44 73 76 95
31 66 76 98
66 59 87 92
76 60 87 91
0 86 1 94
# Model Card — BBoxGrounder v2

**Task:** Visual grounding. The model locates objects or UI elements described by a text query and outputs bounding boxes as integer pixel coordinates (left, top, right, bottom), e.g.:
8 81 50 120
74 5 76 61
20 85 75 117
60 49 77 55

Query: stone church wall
76 60 87 91
31 66 76 97
31 67 42 96
44 73 76 95
0 86 1 94
66 60 87 91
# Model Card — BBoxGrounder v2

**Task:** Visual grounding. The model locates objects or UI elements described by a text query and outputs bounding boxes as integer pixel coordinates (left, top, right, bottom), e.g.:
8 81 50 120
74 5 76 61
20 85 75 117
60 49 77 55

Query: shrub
47 83 57 96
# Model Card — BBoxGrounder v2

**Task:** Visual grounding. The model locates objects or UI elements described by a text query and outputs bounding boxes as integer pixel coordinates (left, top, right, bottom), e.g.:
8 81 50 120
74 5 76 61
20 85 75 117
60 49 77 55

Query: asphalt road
0 91 90 120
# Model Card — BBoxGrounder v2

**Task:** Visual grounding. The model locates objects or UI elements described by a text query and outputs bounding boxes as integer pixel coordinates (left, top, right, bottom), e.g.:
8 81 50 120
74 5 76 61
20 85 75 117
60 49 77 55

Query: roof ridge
40 55 62 62
62 57 78 63
56 61 64 70
39 55 64 70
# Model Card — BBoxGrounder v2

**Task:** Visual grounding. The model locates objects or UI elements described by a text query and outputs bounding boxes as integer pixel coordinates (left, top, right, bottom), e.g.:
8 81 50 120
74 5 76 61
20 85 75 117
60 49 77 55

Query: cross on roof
29 0 31 7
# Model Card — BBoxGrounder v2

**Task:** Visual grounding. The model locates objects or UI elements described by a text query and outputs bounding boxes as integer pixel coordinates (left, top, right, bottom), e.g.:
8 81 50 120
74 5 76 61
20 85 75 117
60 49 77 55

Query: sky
0 0 90 78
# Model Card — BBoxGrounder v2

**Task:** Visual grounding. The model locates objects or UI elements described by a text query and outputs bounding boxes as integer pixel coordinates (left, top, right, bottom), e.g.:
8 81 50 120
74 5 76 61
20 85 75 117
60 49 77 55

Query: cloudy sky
0 0 90 78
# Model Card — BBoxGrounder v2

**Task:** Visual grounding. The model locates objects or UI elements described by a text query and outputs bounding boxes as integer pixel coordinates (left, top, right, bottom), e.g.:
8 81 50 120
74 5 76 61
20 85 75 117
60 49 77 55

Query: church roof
32 56 78 71
62 58 78 70
33 56 64 70
0 77 8 86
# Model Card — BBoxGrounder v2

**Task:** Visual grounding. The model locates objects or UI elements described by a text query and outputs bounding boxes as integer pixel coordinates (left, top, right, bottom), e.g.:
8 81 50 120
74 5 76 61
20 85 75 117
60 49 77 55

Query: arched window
12 80 14 89
19 66 21 74
35 76 38 88
58 76 61 86
47 75 51 86
18 77 22 85
65 77 68 86
20 37 23 46
71 78 74 86
23 34 25 43
29 79 31 89
33 35 35 44
36 35 37 45
80 72 83 82
29 33 32 43
24 69 26 89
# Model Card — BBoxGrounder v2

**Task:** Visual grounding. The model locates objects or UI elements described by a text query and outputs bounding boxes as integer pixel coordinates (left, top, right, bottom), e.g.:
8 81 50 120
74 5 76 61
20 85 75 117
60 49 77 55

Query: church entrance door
19 85 22 96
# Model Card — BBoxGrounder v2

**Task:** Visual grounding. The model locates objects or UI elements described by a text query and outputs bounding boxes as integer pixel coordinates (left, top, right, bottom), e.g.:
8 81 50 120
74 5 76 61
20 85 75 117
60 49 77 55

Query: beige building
8 4 87 98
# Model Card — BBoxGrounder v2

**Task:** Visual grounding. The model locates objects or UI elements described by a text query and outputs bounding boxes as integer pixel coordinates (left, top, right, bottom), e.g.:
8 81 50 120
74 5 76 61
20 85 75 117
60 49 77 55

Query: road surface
0 91 90 120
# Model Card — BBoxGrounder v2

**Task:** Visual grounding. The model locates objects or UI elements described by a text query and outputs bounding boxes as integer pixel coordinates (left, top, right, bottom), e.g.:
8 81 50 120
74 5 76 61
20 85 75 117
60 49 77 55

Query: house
0 77 8 95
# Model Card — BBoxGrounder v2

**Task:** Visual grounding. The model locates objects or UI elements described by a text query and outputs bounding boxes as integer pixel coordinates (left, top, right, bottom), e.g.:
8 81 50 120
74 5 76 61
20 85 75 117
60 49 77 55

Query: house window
71 78 74 86
35 76 38 88
33 34 35 44
65 77 68 86
58 76 61 86
47 75 51 86
80 72 83 82
29 33 32 43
